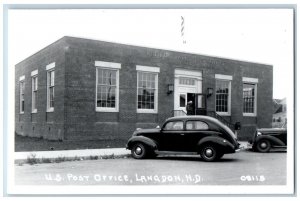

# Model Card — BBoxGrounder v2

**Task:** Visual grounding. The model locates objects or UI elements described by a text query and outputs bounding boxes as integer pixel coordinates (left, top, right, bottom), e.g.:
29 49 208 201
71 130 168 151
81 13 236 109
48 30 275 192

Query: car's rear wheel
256 139 271 153
131 143 148 159
200 144 218 162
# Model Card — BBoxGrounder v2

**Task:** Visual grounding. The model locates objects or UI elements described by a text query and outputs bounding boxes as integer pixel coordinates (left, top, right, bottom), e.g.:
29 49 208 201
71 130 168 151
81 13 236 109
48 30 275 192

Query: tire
131 143 149 159
216 152 224 160
256 139 271 153
200 144 219 162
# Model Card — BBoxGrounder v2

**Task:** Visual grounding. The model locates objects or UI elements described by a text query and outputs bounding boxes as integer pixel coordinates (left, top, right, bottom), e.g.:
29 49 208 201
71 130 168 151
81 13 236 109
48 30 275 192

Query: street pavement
15 149 286 185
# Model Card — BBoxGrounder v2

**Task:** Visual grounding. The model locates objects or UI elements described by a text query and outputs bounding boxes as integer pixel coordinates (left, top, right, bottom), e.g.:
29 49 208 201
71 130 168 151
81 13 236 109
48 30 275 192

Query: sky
8 9 294 99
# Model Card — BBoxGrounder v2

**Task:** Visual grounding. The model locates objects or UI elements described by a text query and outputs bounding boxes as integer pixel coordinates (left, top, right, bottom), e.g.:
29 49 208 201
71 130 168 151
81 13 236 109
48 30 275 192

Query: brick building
15 36 273 142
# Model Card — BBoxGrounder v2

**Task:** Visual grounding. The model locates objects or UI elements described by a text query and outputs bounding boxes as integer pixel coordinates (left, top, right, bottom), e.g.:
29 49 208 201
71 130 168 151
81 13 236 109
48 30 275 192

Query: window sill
216 112 231 116
96 108 119 112
47 108 54 112
137 109 157 114
31 110 37 114
20 112 24 114
243 113 257 117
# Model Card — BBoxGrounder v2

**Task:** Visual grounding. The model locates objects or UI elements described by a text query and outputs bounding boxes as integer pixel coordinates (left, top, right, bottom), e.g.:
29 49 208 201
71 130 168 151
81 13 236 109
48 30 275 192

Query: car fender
127 136 158 150
255 135 285 146
197 136 235 151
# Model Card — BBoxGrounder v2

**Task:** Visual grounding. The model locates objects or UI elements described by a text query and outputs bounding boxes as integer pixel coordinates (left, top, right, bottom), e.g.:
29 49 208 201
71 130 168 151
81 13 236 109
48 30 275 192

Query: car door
183 120 210 151
160 120 186 151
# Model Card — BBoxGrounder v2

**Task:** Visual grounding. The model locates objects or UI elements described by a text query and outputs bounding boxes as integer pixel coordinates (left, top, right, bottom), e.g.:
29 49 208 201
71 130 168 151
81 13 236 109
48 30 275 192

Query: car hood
133 128 161 136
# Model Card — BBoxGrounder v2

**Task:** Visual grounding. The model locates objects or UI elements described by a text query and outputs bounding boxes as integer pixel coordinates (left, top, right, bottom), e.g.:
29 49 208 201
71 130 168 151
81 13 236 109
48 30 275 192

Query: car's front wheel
200 144 219 162
131 143 149 159
256 139 271 153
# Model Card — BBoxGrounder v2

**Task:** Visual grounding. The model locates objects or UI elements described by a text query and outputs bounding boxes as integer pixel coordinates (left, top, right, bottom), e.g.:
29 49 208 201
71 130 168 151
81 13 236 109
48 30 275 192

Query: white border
95 61 121 112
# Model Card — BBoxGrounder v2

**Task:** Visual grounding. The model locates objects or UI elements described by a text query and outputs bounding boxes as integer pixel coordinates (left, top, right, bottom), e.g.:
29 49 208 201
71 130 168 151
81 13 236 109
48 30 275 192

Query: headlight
257 131 262 136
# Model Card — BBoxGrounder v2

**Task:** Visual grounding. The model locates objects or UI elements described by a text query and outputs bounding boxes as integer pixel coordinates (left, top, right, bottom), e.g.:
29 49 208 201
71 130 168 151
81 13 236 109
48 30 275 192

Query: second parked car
126 116 240 162
249 128 287 152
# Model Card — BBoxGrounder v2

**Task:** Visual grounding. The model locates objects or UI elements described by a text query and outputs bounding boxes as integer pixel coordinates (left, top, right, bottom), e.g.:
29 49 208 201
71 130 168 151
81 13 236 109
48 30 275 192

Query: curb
15 148 131 165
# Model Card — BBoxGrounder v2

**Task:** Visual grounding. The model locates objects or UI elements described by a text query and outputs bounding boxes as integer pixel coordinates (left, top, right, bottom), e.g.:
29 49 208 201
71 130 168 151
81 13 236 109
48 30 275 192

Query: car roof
166 115 219 122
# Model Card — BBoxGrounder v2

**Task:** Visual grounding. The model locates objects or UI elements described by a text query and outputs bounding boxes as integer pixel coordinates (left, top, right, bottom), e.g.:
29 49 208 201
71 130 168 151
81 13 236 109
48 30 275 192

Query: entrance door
174 69 202 116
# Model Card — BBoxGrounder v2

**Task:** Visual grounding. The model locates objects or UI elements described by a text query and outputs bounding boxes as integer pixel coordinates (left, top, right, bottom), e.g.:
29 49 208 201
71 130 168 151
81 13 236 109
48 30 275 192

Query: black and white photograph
2 2 296 197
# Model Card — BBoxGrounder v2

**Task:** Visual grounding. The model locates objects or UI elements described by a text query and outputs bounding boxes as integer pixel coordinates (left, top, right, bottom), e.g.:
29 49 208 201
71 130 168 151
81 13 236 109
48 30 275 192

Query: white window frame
19 76 25 114
215 74 232 116
136 65 160 114
46 62 55 112
95 61 121 112
31 70 38 113
242 77 258 117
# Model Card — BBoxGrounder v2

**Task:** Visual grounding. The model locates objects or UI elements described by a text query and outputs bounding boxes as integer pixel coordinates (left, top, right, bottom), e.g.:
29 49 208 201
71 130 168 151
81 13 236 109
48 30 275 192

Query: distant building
15 36 273 143
272 98 287 128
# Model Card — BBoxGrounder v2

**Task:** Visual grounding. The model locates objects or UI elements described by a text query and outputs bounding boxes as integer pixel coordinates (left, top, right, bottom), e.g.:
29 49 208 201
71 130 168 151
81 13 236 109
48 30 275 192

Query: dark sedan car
126 116 240 162
249 128 287 152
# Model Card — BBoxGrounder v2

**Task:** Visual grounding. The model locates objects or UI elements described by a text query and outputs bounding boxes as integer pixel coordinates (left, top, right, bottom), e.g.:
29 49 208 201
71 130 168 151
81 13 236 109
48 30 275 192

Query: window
242 77 258 116
243 83 256 115
186 121 209 130
95 61 121 112
136 65 160 113
164 121 184 131
215 74 232 115
179 77 195 85
31 70 38 113
19 76 25 113
47 70 55 111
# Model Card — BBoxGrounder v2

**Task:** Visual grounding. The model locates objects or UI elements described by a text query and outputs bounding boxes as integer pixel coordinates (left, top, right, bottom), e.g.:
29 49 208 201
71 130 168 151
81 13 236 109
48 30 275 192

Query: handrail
206 111 235 131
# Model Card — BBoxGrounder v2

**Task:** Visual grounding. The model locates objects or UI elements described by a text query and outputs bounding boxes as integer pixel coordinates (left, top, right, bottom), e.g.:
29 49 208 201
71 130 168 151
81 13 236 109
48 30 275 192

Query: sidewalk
15 141 250 163
15 148 131 163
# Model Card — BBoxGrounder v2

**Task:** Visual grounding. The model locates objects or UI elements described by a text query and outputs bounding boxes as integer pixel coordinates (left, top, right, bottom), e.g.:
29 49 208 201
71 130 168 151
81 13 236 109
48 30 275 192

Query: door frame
174 69 203 113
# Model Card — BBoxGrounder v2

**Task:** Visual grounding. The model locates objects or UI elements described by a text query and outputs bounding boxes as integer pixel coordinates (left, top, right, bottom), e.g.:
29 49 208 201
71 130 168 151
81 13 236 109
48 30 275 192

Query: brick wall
15 39 67 140
15 36 273 143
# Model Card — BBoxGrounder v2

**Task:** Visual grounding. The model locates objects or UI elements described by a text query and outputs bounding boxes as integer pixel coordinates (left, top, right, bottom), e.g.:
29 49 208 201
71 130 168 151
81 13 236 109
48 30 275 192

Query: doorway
174 69 203 115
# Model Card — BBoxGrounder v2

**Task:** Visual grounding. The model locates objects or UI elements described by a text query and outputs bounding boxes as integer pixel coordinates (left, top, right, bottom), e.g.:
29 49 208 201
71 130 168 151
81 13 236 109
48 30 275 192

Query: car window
186 121 209 130
164 121 184 131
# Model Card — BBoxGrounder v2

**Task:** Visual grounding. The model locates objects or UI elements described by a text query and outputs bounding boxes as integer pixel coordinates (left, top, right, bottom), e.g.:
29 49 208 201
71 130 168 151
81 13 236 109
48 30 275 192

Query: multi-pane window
96 68 117 109
137 71 158 111
243 83 256 114
47 70 55 111
215 79 231 115
31 76 38 112
20 80 25 113
179 77 195 85
95 61 120 112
